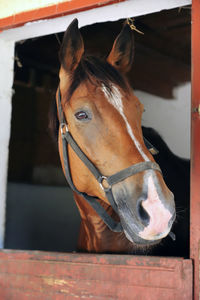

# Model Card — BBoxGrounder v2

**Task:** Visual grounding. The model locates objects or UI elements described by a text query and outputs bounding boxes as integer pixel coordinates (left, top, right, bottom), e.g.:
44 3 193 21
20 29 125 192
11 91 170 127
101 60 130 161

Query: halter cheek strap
57 88 163 233
61 127 122 232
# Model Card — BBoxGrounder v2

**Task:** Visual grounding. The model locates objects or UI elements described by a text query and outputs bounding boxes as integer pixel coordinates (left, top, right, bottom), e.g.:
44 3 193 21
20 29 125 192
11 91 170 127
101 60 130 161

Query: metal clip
192 104 200 116
99 176 111 192
126 18 144 35
60 123 68 136
149 147 159 156
169 231 176 241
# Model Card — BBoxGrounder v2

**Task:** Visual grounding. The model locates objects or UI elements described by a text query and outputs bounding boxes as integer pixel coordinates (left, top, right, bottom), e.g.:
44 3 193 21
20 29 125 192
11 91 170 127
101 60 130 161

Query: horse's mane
67 55 129 102
142 126 190 185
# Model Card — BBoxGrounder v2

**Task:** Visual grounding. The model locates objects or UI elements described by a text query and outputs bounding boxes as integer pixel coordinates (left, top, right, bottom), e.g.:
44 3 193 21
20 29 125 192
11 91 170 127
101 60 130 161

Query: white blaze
102 85 173 240
102 85 149 161
139 175 172 240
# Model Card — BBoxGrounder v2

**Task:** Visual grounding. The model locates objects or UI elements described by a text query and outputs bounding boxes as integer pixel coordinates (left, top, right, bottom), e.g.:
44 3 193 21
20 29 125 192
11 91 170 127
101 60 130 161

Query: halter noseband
57 88 162 233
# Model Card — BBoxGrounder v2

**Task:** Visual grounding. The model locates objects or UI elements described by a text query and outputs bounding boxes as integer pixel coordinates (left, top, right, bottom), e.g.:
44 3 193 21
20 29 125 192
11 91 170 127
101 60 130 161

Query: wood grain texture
0 250 192 299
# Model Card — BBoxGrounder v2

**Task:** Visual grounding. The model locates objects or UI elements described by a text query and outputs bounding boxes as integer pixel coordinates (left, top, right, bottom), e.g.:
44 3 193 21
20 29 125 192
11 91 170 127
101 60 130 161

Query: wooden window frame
190 0 200 298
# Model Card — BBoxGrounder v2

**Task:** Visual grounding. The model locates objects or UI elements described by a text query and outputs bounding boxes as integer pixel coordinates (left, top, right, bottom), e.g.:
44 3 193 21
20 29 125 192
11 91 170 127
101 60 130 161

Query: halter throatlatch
57 88 164 233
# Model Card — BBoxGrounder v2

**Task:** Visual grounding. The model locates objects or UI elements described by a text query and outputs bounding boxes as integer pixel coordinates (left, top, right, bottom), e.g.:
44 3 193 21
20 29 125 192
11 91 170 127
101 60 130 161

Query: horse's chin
117 203 172 247
123 228 161 246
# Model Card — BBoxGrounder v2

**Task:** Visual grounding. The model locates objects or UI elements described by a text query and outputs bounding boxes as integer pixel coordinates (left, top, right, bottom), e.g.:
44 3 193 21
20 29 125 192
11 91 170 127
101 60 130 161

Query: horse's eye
75 111 89 120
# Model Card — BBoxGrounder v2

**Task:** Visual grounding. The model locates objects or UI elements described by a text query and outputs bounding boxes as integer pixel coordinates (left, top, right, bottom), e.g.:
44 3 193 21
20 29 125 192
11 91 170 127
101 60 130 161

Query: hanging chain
126 18 144 35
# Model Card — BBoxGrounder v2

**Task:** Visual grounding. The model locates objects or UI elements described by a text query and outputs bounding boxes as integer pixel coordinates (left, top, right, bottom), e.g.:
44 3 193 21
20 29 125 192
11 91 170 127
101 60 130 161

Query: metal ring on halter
60 123 69 136
99 176 111 192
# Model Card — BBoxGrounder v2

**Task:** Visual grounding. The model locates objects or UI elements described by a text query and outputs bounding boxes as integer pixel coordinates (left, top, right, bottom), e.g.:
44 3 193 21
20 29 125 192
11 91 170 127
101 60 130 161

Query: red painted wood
0 250 192 299
0 0 124 31
191 0 200 299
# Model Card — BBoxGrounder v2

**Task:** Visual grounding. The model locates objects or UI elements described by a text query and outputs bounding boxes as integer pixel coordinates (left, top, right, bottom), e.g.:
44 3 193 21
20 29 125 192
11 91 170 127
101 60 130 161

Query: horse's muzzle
112 175 176 245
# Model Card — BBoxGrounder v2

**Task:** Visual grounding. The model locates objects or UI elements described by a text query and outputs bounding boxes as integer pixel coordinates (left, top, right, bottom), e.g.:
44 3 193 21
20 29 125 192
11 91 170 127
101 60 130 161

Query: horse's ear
107 24 134 73
59 18 84 72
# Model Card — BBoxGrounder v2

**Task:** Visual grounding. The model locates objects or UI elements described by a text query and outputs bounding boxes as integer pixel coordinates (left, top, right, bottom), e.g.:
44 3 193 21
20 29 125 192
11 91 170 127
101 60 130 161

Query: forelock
66 55 129 102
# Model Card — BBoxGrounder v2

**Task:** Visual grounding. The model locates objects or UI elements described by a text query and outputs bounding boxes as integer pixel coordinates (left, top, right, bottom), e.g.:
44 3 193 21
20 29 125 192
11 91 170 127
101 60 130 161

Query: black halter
57 88 162 232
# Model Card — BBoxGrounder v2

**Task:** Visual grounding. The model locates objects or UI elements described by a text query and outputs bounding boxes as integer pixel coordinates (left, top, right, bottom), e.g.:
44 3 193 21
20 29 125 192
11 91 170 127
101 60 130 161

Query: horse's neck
73 192 132 253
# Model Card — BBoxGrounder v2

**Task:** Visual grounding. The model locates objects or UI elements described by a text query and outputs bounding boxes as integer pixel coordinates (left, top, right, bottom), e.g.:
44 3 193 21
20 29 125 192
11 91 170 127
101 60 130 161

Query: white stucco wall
0 0 191 41
0 40 15 248
0 0 67 19
136 82 191 159
0 0 192 21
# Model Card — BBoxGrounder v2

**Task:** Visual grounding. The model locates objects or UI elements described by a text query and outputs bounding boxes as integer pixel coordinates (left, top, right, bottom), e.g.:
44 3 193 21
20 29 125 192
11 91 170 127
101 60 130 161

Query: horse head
57 19 176 250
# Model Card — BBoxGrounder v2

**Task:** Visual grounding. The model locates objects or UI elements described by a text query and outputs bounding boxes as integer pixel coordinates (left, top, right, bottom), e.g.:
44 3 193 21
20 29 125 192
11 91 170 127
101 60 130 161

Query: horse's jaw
123 227 160 246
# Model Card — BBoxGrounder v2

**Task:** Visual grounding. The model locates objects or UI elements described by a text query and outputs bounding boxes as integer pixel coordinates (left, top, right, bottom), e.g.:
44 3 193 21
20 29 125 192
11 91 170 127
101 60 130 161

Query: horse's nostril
137 199 150 226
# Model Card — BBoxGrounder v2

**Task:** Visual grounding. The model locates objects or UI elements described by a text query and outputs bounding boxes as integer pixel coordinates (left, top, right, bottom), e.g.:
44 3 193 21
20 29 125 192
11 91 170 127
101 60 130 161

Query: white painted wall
136 82 191 159
0 0 67 19
0 40 15 248
0 0 191 41
0 0 192 25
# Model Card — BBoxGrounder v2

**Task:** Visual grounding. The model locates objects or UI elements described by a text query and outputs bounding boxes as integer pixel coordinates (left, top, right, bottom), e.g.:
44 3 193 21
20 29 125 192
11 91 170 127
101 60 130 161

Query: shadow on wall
5 183 80 252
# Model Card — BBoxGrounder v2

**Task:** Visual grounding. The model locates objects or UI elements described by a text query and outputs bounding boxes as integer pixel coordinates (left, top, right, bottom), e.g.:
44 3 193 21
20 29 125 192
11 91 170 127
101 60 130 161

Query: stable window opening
5 8 191 258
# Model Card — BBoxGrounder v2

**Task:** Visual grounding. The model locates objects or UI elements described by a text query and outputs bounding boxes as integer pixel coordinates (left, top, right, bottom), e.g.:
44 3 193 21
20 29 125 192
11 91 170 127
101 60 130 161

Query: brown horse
56 19 176 253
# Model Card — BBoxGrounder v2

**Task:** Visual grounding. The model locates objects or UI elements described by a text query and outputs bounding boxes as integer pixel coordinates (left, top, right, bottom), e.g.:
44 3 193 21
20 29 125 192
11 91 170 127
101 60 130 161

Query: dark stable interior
5 7 191 256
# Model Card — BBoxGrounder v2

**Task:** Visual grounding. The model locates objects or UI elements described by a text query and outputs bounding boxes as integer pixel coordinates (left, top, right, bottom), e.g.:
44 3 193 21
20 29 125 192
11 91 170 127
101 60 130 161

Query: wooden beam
0 0 192 42
0 0 124 31
0 250 193 299
190 0 200 299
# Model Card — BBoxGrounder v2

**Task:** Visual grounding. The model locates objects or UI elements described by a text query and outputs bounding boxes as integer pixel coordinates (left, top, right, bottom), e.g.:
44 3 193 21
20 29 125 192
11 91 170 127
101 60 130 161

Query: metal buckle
99 176 111 191
60 123 69 136
149 147 159 155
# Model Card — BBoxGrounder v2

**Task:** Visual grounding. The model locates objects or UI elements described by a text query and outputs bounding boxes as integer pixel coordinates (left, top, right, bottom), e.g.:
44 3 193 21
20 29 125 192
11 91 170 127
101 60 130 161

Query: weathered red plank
0 0 124 31
0 250 192 299
191 0 200 299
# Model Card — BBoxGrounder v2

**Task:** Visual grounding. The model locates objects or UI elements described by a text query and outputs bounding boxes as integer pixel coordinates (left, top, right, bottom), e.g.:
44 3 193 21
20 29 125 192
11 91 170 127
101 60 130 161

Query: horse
55 19 176 254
